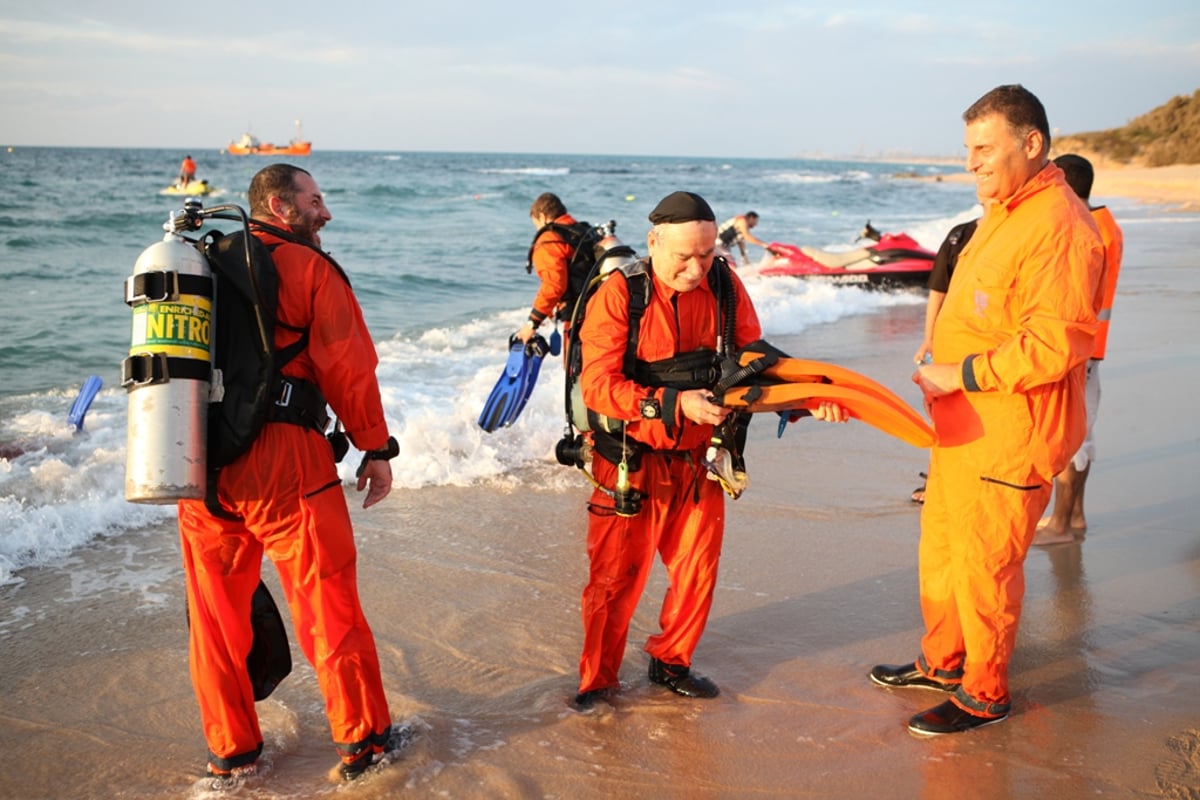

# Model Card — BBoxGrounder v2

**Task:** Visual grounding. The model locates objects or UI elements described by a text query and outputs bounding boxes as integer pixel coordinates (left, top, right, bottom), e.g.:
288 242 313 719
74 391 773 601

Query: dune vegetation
1054 89 1200 167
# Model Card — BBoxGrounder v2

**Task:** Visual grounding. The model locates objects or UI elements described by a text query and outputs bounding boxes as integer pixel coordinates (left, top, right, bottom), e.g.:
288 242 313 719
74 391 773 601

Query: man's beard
286 214 322 246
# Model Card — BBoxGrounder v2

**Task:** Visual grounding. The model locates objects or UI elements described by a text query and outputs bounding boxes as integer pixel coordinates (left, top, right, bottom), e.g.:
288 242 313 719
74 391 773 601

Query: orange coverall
1089 205 1124 360
528 213 577 326
918 164 1103 715
576 260 762 695
177 228 392 771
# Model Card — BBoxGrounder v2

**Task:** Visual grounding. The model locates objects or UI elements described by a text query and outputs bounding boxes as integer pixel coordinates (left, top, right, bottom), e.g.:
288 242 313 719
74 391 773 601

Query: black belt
267 376 330 433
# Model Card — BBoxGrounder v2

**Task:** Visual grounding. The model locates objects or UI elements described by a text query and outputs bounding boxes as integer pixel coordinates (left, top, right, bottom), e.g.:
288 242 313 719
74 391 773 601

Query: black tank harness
586 256 740 471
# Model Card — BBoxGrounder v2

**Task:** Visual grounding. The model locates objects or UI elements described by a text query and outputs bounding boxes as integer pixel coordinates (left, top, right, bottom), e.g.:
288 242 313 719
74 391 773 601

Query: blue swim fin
478 337 531 433
506 334 551 427
68 374 103 432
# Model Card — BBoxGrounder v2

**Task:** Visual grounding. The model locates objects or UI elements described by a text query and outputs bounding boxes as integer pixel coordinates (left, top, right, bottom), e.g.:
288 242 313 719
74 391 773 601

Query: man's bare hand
357 459 393 509
680 389 732 426
810 401 849 423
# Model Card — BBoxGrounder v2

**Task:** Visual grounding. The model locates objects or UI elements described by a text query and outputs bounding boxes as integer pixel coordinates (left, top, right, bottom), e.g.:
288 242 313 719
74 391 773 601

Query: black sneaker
869 662 961 692
648 658 719 698
569 687 617 712
205 761 258 787
337 723 415 781
908 699 1008 735
338 748 377 781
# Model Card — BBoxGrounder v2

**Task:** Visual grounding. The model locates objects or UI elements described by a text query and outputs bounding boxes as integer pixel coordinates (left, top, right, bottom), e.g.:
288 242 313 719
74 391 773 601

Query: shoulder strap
257 240 308 368
621 264 652 379
617 256 733 377
248 219 353 288
526 220 590 274
709 256 735 358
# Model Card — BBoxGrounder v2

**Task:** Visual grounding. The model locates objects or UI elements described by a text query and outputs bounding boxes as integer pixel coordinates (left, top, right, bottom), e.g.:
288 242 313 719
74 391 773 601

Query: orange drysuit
1089 205 1124 359
918 163 1103 715
177 227 392 771
528 213 578 326
576 259 761 694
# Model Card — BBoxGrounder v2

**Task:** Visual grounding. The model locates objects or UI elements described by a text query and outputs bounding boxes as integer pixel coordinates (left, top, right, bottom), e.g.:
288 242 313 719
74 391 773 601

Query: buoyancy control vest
717 217 742 247
565 255 739 470
526 220 603 321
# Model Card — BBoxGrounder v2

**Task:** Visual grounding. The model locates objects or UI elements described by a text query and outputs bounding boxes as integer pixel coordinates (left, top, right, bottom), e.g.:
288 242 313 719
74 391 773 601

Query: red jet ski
760 221 934 289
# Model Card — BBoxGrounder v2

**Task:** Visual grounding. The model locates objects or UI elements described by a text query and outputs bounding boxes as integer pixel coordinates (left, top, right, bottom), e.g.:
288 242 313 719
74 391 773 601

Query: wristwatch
364 436 399 461
639 397 662 420
356 436 399 477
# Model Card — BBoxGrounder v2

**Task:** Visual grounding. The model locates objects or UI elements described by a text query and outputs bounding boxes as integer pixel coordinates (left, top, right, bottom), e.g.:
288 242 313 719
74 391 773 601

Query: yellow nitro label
129 294 212 360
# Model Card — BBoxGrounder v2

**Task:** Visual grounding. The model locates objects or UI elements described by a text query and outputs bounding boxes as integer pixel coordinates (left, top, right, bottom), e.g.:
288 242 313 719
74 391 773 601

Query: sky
0 1 1197 159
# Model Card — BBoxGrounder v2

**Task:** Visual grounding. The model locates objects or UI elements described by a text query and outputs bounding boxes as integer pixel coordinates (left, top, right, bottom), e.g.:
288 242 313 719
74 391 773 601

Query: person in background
177 164 400 781
716 210 770 264
909 217 978 504
179 154 197 187
1032 153 1124 546
571 190 847 711
913 219 979 366
516 192 580 345
870 85 1103 735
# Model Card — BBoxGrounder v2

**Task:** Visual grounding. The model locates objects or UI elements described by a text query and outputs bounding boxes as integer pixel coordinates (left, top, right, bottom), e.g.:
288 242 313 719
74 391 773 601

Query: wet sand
2 210 1199 799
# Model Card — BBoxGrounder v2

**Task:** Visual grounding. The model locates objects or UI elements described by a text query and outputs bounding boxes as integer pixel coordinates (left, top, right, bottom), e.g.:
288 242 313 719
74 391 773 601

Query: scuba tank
554 221 644 516
562 221 639 435
122 204 213 503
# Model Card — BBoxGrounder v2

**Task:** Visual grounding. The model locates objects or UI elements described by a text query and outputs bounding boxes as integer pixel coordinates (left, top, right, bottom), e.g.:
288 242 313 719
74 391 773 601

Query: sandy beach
912 161 1200 211
2 194 1198 799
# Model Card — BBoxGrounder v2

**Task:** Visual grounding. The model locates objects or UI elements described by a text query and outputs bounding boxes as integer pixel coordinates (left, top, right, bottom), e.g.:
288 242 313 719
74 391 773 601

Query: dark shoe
648 657 720 698
869 662 960 692
911 471 928 503
205 761 257 787
338 722 415 781
908 699 1008 736
569 687 616 712
339 748 376 781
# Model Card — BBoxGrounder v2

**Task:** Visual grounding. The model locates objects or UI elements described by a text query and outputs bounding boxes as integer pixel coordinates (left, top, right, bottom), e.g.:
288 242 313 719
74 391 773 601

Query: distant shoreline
898 162 1200 211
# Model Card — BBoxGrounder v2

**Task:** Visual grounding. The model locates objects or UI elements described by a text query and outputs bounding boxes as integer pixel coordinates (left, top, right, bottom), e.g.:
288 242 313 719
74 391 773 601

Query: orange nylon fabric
578 452 726 693
575 259 761 694
178 228 391 763
931 163 1102 482
529 213 576 321
259 230 389 451
580 261 761 451
1089 206 1124 360
919 163 1104 709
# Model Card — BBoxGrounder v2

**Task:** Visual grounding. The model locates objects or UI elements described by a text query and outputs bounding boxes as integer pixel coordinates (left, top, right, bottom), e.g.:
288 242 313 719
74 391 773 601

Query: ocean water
1 146 985 585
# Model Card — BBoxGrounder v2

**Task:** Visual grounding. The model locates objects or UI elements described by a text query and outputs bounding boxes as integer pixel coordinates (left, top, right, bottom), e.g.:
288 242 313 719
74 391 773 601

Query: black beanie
648 191 715 224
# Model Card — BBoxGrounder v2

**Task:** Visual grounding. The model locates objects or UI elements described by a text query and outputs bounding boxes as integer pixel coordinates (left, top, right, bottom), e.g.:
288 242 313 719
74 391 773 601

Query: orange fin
720 382 936 448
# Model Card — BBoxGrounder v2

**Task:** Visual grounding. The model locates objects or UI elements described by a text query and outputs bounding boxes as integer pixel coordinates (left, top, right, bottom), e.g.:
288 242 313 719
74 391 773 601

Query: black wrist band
364 436 399 461
356 436 399 478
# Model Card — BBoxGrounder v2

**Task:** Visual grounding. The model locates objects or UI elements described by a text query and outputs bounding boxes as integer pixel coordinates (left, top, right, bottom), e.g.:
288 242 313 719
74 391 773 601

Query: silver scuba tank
568 222 641 434
122 221 213 503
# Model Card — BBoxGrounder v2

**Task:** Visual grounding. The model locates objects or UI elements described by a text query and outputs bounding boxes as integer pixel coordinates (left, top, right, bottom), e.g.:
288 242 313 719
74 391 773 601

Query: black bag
201 231 309 470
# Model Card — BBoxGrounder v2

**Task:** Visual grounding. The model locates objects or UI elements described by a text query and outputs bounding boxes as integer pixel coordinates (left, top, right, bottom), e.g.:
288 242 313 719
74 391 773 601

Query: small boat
226 119 312 156
759 221 934 289
161 179 215 196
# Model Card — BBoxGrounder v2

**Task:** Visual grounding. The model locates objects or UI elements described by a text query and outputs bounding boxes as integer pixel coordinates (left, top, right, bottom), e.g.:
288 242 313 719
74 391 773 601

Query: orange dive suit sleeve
260 232 390 452
529 213 576 323
1089 205 1123 360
